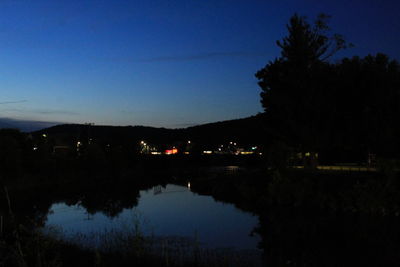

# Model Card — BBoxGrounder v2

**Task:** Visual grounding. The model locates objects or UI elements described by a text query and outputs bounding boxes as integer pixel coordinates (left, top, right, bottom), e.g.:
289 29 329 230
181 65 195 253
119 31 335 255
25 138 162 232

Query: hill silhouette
34 114 266 147
0 118 58 132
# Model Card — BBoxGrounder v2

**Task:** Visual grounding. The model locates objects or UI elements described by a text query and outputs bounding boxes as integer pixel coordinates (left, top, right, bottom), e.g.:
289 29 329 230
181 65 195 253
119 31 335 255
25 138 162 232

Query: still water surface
45 184 260 250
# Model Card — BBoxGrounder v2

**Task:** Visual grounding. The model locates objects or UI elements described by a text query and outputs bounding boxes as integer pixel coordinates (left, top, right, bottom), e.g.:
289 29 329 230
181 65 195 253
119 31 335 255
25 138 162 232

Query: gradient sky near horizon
0 0 399 128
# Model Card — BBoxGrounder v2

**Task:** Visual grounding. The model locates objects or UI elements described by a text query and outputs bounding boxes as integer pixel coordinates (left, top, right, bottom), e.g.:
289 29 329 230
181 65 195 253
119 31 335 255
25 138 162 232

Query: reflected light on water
44 184 260 250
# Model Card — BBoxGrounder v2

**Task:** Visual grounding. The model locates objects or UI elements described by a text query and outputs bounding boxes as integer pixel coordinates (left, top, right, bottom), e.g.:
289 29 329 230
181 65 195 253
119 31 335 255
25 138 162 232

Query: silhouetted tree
333 54 400 158
0 129 26 176
255 14 350 168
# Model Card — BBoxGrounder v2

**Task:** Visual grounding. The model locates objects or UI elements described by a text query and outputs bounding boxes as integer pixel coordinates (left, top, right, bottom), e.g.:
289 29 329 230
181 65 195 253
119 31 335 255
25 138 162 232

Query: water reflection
45 184 261 250
2 168 400 266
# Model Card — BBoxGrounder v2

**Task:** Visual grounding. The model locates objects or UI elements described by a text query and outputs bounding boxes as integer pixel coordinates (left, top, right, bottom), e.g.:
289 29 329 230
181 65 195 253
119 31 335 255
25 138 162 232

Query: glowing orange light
165 148 178 155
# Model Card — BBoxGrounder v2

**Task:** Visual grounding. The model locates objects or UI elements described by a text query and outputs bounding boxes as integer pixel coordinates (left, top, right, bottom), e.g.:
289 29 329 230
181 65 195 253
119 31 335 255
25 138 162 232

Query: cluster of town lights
138 140 261 156
34 137 262 156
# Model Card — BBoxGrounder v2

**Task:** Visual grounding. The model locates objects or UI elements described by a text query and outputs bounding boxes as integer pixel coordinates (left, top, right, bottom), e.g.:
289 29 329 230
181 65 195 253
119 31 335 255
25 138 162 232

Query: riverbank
1 163 400 266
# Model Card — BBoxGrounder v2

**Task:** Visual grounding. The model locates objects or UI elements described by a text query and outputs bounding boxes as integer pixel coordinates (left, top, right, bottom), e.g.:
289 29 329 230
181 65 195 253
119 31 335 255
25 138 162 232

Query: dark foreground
1 158 400 266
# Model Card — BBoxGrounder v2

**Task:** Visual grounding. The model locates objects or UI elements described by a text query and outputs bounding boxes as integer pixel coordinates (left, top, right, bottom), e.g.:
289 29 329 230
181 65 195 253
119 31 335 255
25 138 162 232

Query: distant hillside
185 115 266 144
0 118 59 132
34 114 267 146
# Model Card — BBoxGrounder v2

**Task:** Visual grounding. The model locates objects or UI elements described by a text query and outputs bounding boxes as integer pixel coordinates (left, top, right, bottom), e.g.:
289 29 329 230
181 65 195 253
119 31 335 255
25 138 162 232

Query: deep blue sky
0 0 399 128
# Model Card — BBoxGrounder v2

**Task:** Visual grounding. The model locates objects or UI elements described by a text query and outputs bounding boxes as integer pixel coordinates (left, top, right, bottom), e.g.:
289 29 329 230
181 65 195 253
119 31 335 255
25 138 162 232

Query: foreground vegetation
1 157 399 266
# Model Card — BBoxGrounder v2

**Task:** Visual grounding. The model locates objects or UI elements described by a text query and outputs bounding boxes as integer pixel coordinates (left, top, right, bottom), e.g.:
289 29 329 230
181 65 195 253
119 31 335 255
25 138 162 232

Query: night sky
0 0 399 128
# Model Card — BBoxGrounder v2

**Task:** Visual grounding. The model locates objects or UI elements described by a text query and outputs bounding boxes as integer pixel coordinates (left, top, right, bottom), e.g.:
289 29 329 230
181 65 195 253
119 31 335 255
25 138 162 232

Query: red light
165 148 178 155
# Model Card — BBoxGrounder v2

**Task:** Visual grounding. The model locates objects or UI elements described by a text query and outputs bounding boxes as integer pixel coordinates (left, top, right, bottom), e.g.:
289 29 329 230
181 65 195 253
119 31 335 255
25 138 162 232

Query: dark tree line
256 14 400 166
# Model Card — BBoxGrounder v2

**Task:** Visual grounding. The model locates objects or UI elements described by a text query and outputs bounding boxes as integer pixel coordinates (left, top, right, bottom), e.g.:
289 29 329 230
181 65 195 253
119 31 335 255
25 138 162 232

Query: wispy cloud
0 107 79 116
105 51 270 63
141 51 259 62
0 100 28 105
33 109 79 115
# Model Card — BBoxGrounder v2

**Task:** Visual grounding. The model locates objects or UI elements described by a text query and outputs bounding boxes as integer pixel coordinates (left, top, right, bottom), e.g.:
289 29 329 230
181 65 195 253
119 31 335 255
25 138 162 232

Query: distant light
188 140 191 144
33 147 38 151
305 152 311 157
165 148 178 155
234 143 237 146
187 182 191 189
259 152 263 155
151 152 162 155
203 150 212 154
42 134 47 138
252 146 257 150
230 142 233 144
140 141 144 144
240 151 254 155
184 152 190 155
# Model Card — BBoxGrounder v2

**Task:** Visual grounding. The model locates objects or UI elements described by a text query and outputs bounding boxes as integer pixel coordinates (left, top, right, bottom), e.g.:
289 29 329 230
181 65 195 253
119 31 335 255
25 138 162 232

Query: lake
44 184 261 252
3 166 398 266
